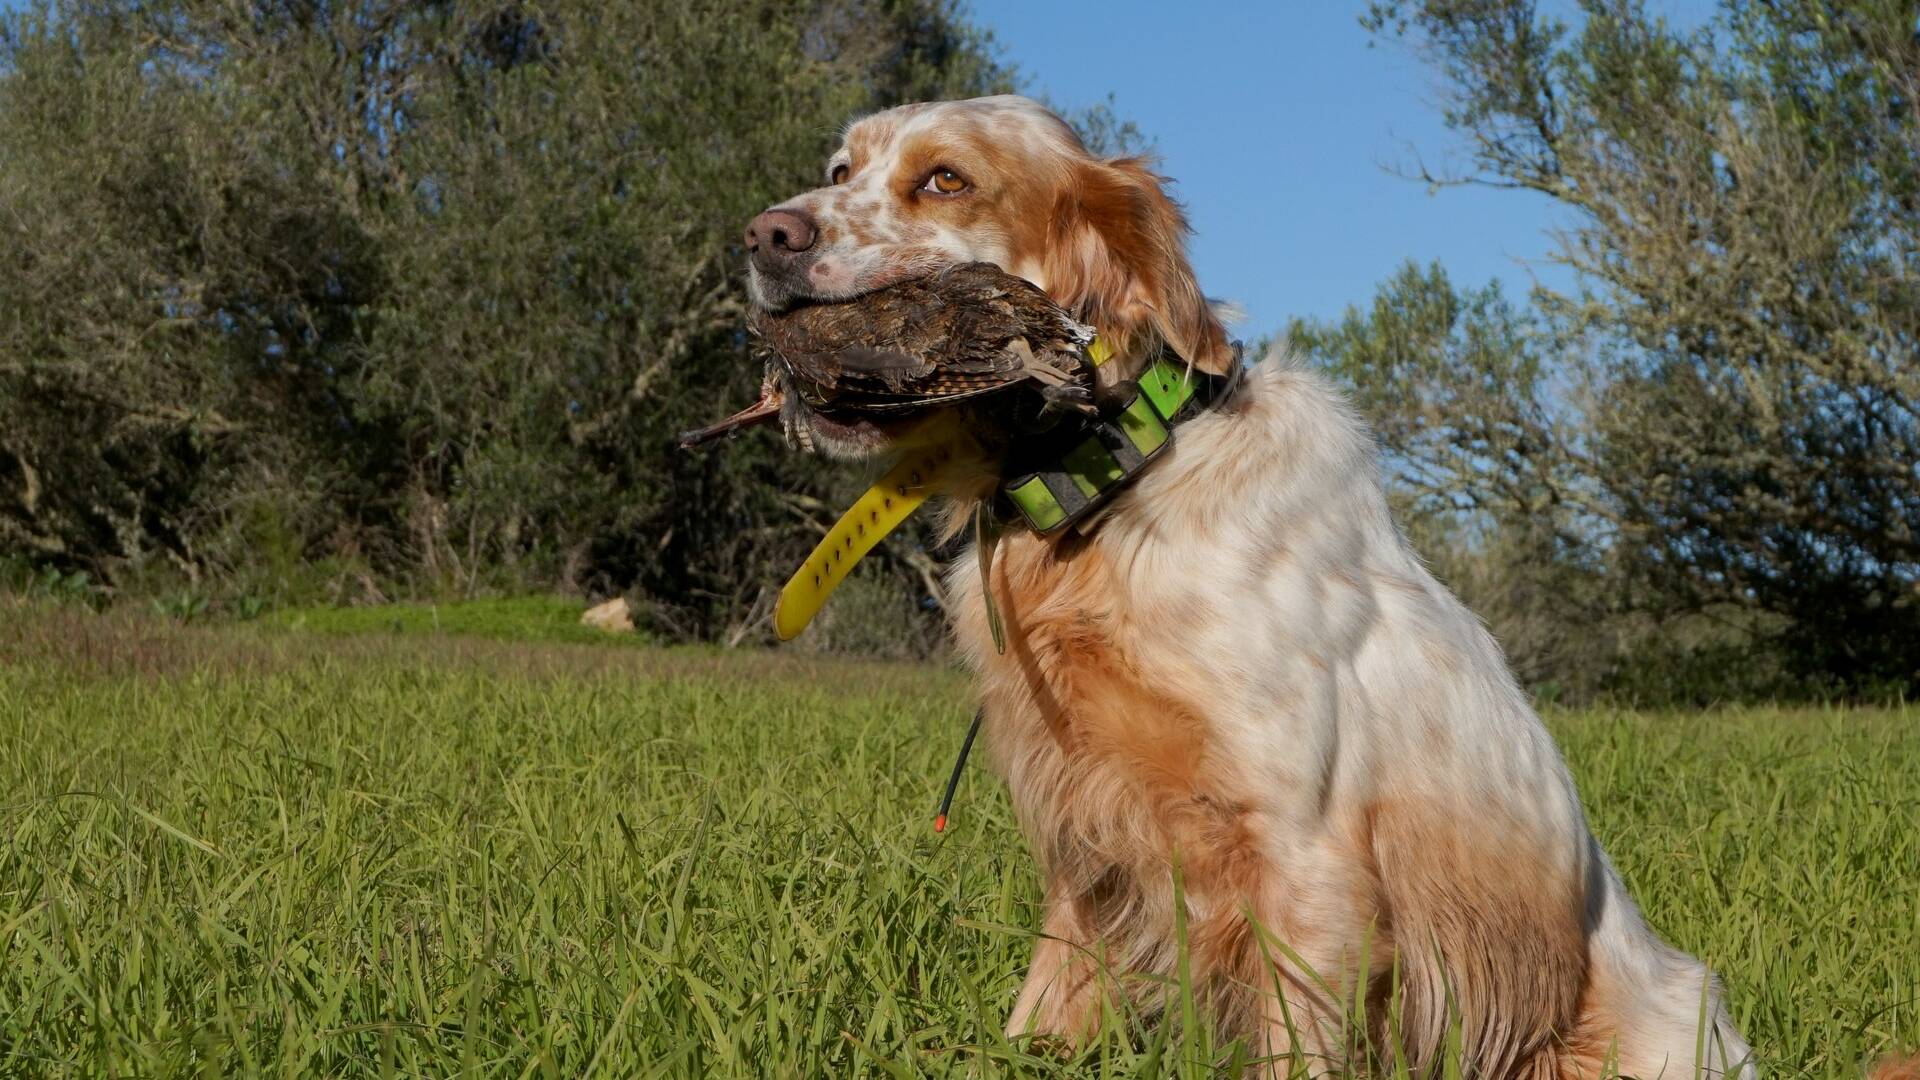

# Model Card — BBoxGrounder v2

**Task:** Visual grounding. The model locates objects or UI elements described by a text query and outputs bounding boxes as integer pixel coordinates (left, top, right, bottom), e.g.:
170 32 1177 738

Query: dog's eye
830 163 850 185
923 168 968 195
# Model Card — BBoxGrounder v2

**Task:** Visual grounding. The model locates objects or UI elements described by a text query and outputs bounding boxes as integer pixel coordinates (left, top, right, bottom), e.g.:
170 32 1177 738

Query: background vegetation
2 0 1916 702
0 0 1013 654
2 602 1914 1076
1300 0 1920 701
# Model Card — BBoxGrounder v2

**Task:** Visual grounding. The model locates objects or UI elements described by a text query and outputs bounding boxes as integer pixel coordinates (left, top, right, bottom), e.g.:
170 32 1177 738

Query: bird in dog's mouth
676 262 1095 461
676 262 1100 650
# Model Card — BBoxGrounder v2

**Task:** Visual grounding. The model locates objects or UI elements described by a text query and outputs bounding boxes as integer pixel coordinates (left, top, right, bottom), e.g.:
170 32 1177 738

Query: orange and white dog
744 95 1758 1078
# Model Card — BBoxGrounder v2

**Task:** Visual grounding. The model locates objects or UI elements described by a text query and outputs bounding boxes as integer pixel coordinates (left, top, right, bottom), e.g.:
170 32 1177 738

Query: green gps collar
999 340 1243 536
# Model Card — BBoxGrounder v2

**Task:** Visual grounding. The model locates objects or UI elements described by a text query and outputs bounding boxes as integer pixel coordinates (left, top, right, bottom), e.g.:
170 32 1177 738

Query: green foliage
1336 1 1920 699
149 590 210 624
1289 262 1582 531
0 558 102 606
0 605 1914 1075
0 0 1009 644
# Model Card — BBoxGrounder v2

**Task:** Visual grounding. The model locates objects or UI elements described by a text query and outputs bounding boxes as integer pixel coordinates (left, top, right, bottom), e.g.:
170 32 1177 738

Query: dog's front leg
1006 888 1107 1044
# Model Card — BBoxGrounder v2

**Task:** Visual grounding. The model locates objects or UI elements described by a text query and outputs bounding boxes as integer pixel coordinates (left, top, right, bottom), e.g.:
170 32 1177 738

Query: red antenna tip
933 814 947 833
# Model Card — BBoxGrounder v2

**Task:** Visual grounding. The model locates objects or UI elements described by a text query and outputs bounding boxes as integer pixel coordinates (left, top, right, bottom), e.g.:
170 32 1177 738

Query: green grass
267 596 654 649
1 599 1914 1077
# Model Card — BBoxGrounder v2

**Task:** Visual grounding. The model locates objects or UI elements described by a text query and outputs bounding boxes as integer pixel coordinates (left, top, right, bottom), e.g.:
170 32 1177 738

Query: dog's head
744 95 1230 457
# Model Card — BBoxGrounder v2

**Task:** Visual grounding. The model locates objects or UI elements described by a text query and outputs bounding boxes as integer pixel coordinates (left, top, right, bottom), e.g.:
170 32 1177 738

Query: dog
742 94 1760 1078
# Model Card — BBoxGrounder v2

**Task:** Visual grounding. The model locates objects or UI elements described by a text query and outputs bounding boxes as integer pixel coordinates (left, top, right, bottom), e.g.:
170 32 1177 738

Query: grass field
1 599 1915 1077
267 597 660 650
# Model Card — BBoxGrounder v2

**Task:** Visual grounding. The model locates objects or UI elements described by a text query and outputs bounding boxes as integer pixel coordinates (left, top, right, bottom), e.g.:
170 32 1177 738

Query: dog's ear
1040 156 1232 376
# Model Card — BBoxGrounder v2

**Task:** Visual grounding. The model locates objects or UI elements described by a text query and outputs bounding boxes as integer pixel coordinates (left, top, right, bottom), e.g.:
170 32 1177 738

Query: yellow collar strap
773 412 974 640
774 340 1115 641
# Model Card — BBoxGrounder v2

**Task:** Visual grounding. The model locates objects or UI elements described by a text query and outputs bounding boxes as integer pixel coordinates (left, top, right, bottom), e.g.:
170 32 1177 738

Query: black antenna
933 708 985 833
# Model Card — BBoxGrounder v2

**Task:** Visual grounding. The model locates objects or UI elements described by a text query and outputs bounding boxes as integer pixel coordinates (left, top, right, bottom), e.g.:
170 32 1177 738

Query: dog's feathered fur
747 94 1765 1077
946 357 1751 1076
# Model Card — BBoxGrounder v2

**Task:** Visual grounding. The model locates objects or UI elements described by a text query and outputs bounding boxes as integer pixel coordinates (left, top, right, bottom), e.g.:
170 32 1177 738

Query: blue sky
970 0 1714 340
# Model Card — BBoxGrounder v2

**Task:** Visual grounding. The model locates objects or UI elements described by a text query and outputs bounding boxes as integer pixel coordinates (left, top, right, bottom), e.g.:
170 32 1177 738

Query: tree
0 0 1011 644
1354 0 1920 695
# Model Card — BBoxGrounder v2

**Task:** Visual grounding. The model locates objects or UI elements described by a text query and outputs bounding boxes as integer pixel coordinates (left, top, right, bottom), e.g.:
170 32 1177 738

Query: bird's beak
676 382 785 449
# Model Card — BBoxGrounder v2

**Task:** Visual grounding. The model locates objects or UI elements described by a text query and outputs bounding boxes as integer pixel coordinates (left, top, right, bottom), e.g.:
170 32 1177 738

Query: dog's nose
745 207 817 260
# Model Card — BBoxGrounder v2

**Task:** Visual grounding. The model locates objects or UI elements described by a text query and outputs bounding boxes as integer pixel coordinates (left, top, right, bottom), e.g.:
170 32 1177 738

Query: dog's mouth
779 391 927 459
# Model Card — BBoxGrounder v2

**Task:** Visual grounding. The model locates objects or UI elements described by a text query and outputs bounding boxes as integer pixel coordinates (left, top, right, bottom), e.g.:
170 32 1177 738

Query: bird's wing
831 345 938 384
766 348 843 402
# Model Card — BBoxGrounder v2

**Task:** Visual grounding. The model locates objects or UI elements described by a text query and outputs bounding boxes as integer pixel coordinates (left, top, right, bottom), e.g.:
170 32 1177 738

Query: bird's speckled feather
750 262 1094 413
